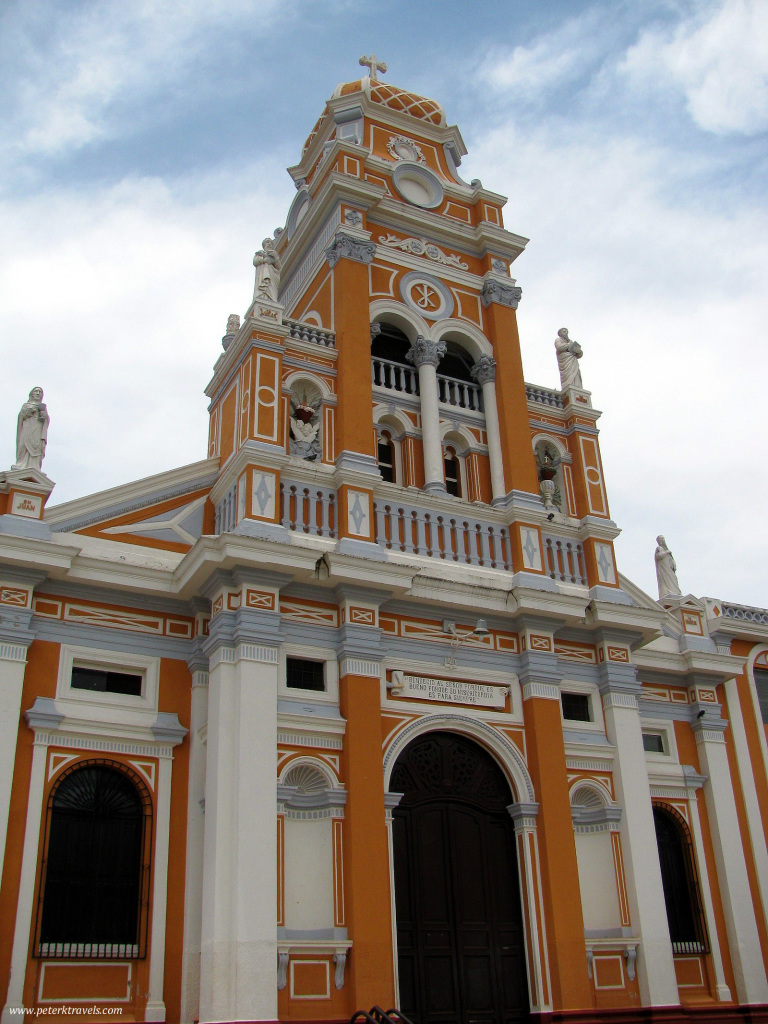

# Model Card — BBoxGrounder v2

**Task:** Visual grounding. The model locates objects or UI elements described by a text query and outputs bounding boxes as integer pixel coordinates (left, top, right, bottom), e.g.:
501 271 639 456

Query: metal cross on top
359 53 387 81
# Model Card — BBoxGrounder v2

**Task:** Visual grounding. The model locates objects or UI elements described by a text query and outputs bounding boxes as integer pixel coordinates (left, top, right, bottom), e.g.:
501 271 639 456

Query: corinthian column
471 355 506 502
406 336 446 492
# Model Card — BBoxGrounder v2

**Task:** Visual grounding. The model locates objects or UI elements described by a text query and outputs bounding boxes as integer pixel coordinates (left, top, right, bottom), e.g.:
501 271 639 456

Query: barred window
286 657 325 692
561 692 591 723
36 761 152 959
653 804 709 954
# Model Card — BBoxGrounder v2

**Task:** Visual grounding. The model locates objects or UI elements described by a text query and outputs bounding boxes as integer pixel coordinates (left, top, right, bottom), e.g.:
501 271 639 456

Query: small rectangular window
561 692 591 722
755 670 768 724
286 658 325 692
71 666 143 697
378 440 395 483
643 732 666 753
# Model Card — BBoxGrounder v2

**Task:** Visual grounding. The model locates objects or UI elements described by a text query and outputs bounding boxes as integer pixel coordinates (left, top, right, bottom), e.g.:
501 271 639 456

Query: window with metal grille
561 692 591 722
653 804 709 954
71 666 143 697
286 657 325 692
642 732 665 753
35 760 152 959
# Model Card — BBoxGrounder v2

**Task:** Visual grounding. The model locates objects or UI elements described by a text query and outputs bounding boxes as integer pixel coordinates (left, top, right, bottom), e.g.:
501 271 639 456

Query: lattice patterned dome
302 76 446 153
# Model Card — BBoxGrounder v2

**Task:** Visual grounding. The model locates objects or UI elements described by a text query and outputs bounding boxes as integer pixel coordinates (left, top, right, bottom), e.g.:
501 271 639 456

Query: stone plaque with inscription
390 672 506 708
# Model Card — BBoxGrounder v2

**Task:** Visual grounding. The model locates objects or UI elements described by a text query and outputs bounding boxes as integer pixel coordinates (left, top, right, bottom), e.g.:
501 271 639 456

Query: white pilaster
180 670 209 1024
471 356 506 502
723 676 768 949
508 803 552 1014
683 772 732 1002
199 643 278 1023
0 642 31 881
600 689 679 1006
1 738 47 1024
145 753 174 1021
407 337 445 492
695 721 768 1005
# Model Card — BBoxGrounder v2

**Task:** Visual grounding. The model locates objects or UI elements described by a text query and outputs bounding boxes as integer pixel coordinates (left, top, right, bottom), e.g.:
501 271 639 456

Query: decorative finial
222 314 240 351
359 53 387 81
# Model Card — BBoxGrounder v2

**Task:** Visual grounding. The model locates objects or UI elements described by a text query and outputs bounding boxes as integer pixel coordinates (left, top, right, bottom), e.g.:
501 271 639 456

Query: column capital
597 660 641 699
470 354 497 385
507 801 540 832
325 232 376 268
601 689 638 711
406 336 446 368
481 277 522 309
522 681 560 702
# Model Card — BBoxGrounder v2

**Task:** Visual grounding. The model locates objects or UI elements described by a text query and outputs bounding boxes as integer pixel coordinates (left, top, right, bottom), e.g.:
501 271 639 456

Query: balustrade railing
214 483 237 534
437 373 483 412
372 357 420 395
286 320 336 348
280 480 336 537
374 500 511 570
526 384 564 408
543 534 587 585
719 602 768 625
371 358 483 413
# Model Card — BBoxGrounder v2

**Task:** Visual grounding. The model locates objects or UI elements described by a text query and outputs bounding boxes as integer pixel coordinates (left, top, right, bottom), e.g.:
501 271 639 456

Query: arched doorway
391 731 529 1024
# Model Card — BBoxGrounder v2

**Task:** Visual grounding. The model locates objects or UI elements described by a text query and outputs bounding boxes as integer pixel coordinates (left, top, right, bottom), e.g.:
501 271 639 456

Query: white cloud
4 0 288 160
466 122 768 604
477 10 606 100
0 162 293 501
621 0 768 135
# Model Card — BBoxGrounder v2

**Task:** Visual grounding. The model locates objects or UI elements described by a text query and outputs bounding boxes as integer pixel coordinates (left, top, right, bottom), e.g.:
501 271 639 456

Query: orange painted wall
338 673 395 1012
522 695 592 1009
333 256 376 460
158 657 192 1023
482 303 539 496
218 385 238 465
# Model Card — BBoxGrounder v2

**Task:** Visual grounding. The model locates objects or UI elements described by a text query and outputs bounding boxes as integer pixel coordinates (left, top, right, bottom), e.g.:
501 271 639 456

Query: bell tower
204 59 620 593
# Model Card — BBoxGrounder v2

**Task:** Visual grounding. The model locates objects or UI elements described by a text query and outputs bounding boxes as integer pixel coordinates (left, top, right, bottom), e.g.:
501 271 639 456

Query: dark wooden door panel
392 732 530 1024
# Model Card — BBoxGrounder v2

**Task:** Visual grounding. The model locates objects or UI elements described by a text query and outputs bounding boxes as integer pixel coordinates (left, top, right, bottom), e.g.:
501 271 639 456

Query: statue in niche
655 535 683 599
555 327 583 390
13 387 49 471
535 445 562 513
253 236 282 303
289 394 321 461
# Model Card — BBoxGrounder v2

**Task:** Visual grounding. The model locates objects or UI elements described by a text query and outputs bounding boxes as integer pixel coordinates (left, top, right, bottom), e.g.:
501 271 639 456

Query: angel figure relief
289 395 322 461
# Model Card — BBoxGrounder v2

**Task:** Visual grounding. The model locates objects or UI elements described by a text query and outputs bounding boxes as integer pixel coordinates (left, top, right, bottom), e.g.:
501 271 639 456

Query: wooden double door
391 732 529 1024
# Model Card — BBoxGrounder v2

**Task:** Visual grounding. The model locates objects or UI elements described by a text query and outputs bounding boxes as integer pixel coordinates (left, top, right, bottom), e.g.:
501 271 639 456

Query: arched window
444 445 461 497
653 804 709 954
371 322 419 395
377 429 396 483
36 760 153 958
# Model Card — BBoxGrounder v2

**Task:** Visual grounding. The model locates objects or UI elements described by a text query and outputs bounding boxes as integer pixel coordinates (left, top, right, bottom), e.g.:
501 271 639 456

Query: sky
1 0 767 607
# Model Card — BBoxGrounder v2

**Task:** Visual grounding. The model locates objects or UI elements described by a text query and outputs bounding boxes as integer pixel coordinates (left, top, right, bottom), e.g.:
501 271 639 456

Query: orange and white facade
2 69 768 1024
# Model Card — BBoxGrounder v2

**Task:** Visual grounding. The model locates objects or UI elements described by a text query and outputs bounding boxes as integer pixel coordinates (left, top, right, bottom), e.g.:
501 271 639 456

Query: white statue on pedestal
253 236 282 303
655 535 682 599
13 387 49 471
555 327 583 390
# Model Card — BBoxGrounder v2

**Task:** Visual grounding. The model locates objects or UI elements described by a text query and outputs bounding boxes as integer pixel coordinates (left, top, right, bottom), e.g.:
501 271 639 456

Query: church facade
2 65 768 1024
